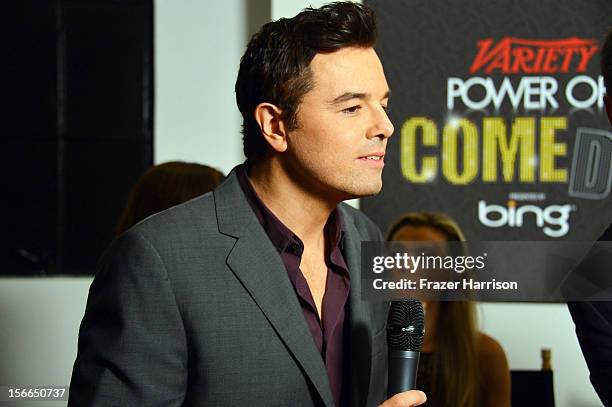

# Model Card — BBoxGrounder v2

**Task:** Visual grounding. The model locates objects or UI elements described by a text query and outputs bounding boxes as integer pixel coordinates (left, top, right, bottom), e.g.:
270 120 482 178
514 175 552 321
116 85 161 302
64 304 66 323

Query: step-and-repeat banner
362 0 612 240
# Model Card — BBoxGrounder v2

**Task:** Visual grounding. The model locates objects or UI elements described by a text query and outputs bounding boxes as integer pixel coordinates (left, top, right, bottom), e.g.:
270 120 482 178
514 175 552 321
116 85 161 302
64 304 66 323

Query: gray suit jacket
69 166 389 406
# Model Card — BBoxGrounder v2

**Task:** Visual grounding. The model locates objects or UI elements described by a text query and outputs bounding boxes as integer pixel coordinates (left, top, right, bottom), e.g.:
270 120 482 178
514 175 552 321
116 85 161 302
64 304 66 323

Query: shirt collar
236 164 346 255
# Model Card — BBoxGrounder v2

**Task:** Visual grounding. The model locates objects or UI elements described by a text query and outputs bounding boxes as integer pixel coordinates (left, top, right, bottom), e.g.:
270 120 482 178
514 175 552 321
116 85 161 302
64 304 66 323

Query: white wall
0 278 91 407
154 0 248 173
271 0 342 20
479 303 601 406
0 1 604 406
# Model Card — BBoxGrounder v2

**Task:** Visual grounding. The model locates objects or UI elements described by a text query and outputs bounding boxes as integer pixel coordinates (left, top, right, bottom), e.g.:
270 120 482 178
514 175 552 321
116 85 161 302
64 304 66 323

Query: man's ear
605 94 612 128
254 103 288 153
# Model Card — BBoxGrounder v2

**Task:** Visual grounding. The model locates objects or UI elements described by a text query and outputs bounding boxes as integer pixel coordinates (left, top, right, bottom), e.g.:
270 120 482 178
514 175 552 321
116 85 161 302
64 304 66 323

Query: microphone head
386 300 425 351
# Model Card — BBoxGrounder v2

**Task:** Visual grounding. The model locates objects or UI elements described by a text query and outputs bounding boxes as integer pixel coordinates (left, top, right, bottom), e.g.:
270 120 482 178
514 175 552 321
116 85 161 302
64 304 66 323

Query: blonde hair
387 212 480 407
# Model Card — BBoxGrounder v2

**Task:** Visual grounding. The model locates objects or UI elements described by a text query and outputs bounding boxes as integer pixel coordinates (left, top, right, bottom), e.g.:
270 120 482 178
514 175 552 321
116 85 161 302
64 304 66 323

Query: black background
2 1 153 275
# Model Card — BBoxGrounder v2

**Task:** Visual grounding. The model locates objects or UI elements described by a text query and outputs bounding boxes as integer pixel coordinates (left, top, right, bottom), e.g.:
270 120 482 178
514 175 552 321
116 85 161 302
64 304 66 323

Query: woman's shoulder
477 332 507 361
477 332 511 406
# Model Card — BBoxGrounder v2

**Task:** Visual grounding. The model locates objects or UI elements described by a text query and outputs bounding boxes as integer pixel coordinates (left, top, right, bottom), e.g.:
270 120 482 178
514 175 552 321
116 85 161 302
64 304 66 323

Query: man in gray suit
69 3 426 406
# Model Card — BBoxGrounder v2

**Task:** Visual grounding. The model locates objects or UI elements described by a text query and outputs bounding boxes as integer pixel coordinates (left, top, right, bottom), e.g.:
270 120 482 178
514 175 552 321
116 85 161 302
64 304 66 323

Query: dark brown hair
603 29 612 94
235 1 377 163
115 162 225 235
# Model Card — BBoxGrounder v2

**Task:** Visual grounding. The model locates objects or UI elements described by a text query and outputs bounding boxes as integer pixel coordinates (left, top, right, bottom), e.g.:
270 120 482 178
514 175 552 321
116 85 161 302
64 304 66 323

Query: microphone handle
387 350 420 398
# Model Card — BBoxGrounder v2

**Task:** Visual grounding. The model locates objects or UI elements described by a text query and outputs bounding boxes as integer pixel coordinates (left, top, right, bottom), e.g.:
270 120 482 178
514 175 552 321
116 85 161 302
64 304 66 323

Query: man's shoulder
598 223 612 241
130 191 219 243
338 202 383 241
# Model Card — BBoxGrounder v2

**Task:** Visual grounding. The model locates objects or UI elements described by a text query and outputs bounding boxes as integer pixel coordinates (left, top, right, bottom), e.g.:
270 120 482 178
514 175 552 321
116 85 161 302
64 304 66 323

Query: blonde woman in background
386 212 511 407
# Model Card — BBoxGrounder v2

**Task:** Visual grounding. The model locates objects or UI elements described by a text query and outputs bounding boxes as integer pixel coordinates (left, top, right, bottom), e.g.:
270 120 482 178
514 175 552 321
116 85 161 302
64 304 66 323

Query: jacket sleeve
567 223 612 406
568 300 612 405
69 230 188 406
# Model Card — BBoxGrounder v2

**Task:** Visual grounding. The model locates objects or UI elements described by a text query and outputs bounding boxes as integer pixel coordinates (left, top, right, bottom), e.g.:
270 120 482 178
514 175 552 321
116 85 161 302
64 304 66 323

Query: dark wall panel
2 0 153 275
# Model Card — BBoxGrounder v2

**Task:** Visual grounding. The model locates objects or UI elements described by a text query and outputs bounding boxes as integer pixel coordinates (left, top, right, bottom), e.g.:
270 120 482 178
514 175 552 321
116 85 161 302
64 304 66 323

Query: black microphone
386 300 425 398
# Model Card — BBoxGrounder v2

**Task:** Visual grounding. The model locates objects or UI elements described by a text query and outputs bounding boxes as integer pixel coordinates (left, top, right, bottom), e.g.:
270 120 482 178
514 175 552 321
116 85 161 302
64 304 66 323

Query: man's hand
378 390 427 407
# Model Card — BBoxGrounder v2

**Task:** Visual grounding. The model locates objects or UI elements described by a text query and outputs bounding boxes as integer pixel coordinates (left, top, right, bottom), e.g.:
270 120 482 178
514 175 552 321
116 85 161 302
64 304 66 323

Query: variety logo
470 37 598 74
478 200 576 238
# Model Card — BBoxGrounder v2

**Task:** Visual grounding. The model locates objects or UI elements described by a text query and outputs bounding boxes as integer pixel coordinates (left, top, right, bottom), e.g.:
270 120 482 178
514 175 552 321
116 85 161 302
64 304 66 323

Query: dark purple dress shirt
237 166 351 407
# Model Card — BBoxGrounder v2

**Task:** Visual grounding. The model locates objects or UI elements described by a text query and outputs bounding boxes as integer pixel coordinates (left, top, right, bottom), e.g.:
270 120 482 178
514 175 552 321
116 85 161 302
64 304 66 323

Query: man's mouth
358 153 385 166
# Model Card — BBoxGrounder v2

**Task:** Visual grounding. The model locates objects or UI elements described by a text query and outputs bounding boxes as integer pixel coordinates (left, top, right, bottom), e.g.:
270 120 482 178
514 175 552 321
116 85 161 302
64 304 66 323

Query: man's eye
342 105 361 114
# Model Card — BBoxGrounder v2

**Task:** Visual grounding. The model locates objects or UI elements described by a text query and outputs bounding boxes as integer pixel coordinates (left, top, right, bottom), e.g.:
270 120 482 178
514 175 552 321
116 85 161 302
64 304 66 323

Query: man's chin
344 183 383 200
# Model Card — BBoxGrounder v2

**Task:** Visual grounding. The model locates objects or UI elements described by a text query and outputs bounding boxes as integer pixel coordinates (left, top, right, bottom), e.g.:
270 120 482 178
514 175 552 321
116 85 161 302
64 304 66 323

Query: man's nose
367 107 394 140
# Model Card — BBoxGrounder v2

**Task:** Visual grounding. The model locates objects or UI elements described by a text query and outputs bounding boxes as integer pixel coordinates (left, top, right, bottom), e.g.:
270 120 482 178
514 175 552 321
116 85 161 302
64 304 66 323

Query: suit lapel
339 206 374 407
214 167 335 407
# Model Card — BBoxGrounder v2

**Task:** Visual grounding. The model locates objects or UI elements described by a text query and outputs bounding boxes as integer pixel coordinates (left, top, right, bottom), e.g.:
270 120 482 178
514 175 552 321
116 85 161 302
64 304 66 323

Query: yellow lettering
401 117 438 183
398 116 567 185
482 117 535 182
442 119 478 185
540 117 567 182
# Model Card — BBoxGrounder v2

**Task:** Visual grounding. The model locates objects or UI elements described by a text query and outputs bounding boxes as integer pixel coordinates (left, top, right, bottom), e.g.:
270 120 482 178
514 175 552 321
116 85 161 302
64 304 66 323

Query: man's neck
248 159 340 244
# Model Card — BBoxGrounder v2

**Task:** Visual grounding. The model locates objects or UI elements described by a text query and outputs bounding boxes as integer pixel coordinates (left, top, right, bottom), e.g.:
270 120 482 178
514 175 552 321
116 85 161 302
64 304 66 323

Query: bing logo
478 200 576 238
